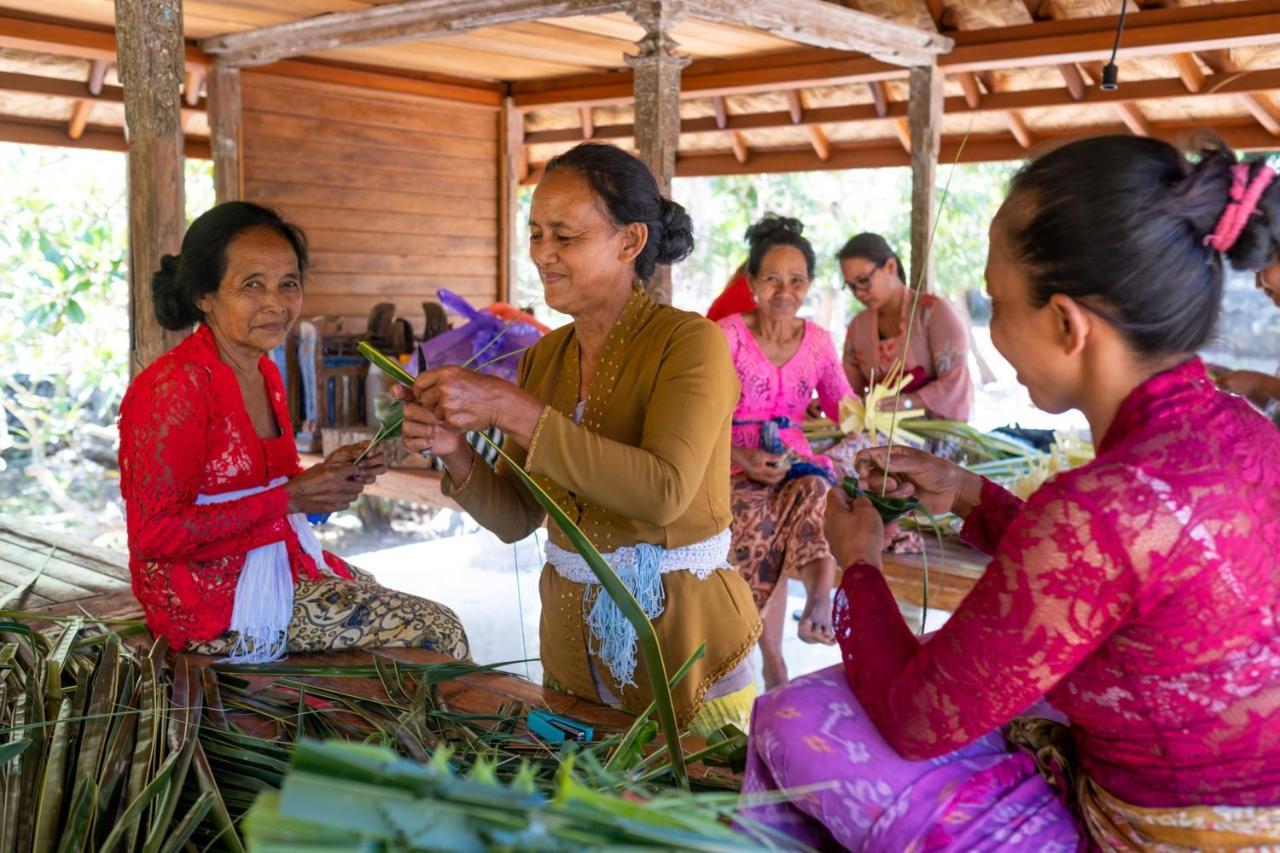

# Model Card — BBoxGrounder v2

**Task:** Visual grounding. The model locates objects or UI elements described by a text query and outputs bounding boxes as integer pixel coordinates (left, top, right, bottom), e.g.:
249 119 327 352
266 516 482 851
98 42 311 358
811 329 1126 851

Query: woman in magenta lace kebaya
118 202 468 662
740 137 1280 850
718 215 854 688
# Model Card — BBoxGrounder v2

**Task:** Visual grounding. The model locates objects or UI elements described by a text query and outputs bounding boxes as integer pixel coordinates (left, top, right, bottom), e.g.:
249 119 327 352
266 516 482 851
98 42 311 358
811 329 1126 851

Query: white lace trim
544 528 733 585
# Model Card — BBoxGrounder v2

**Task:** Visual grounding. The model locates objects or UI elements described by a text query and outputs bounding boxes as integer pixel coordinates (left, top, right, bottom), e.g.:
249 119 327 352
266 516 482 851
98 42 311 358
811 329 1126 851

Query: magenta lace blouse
836 359 1280 807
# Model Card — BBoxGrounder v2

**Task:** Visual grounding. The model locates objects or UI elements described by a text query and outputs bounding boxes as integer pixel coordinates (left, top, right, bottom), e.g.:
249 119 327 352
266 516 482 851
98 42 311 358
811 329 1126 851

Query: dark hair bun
151 253 203 331
1221 160 1280 273
744 213 816 278
655 197 694 266
745 214 804 248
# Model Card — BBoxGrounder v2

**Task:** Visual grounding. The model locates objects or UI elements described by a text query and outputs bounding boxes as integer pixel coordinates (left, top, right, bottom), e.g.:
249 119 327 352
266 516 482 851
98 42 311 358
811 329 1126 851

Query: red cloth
836 359 1280 807
706 272 756 322
118 325 351 651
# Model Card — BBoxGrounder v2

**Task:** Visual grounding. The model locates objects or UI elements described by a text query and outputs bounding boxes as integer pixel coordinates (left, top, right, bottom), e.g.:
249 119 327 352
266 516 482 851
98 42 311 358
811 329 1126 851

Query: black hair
745 214 816 279
1003 135 1280 359
151 201 309 331
837 232 904 280
542 142 694 281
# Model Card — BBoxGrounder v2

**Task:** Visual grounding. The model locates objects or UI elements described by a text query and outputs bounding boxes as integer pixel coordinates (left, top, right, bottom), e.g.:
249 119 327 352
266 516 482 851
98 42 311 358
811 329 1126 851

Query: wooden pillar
208 62 242 203
627 0 688 305
115 0 188 374
908 63 943 293
499 96 525 306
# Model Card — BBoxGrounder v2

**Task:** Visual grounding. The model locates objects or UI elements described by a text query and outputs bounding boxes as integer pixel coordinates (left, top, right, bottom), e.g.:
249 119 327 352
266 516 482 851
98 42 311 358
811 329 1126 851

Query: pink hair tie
1205 162 1276 254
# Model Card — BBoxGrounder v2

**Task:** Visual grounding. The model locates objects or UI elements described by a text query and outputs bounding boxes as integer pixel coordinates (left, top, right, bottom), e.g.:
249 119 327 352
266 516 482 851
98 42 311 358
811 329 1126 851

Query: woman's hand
805 398 824 420
404 366 543 445
875 393 921 413
853 445 981 518
733 446 788 485
326 441 387 484
824 489 885 570
1221 369 1275 407
285 458 366 514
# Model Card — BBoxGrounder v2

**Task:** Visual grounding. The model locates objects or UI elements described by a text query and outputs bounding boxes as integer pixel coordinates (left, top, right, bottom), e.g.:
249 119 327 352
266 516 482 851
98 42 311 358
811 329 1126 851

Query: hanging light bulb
1100 1 1129 91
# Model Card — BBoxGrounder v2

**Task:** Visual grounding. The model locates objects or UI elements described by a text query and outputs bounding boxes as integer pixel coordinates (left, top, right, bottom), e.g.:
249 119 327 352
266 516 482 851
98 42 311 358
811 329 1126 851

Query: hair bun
1222 160 1280 273
151 252 202 331
655 196 695 265
745 214 804 248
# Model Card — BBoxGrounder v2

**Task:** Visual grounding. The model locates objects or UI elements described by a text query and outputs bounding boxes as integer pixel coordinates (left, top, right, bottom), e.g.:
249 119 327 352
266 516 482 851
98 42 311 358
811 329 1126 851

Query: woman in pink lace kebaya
719 215 854 688
740 136 1280 850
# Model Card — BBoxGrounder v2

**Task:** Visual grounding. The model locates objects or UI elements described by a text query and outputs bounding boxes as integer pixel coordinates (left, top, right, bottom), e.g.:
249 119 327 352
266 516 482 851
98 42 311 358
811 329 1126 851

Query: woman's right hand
285 459 366 514
853 445 982 518
733 446 789 485
391 384 475 485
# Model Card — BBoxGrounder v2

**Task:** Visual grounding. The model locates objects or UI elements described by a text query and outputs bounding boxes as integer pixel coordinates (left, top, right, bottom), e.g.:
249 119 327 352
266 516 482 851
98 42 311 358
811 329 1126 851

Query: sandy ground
347 523 952 689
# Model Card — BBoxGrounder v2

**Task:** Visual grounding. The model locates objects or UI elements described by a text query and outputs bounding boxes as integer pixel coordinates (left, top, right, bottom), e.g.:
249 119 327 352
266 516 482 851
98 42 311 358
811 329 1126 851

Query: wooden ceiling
0 0 1278 173
0 1 800 79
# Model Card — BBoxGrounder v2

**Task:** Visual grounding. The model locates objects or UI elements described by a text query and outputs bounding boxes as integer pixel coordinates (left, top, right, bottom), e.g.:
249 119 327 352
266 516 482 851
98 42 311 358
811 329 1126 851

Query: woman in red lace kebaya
118 202 468 662
718 215 851 688
740 136 1280 850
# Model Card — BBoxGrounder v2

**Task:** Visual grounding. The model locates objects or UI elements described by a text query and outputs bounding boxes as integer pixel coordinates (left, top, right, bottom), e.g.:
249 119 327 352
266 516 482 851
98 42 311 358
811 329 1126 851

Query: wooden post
115 0 187 373
208 62 241 203
908 63 943 293
627 0 689 305
499 96 525 305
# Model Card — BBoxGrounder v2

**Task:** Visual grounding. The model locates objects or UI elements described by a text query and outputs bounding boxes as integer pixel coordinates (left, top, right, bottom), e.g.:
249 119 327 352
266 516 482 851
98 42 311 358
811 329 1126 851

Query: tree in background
0 142 213 536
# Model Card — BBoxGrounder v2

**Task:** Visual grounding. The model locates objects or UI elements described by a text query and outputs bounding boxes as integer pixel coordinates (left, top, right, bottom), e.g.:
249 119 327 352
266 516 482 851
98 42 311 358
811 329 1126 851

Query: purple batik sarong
739 665 1081 852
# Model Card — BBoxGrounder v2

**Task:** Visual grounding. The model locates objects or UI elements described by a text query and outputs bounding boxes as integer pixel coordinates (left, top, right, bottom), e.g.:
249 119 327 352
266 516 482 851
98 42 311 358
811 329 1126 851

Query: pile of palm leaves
0 613 791 851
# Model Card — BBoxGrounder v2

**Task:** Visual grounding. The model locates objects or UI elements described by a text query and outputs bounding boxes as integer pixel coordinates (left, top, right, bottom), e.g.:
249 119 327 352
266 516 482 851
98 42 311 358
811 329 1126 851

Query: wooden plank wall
240 71 500 333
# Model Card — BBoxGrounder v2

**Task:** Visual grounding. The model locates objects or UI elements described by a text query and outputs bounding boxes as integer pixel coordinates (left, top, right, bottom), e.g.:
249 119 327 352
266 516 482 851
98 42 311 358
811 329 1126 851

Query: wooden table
879 537 989 612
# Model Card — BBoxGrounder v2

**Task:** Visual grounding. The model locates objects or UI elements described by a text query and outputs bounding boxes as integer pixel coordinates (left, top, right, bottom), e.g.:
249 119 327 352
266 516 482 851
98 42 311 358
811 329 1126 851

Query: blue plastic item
527 709 594 744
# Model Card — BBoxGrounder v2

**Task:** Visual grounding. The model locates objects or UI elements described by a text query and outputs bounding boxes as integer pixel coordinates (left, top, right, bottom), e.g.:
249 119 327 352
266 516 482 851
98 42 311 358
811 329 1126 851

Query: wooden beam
908 63 944 293
730 131 749 164
523 66 1280 146
957 72 982 109
1242 93 1280 136
0 70 207 120
184 67 206 108
1058 63 1086 100
67 99 92 140
500 97 522 305
1004 110 1033 148
785 89 804 124
868 80 889 117
0 14 207 67
806 125 830 161
0 115 209 157
207 63 241 203
682 0 952 66
251 59 502 108
627 0 687 305
711 95 728 130
893 117 911 153
1115 102 1154 137
88 59 110 97
579 106 594 140
1172 53 1205 94
654 120 1280 178
201 0 630 67
115 0 189 373
511 0 1280 108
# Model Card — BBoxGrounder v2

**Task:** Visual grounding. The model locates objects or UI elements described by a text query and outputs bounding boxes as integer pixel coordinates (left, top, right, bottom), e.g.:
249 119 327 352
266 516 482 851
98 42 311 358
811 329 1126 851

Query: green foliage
0 143 213 532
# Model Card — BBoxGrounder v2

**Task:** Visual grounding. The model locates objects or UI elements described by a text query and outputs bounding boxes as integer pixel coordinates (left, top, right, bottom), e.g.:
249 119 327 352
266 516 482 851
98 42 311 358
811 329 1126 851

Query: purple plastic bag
411 290 543 383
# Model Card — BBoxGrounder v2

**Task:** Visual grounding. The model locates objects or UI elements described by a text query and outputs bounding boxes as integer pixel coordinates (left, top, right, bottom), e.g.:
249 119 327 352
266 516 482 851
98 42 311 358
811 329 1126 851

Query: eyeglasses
845 263 882 293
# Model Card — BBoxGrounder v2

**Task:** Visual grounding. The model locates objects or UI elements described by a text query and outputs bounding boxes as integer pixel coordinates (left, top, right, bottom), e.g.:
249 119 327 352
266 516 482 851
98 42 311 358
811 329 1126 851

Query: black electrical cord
1101 1 1129 90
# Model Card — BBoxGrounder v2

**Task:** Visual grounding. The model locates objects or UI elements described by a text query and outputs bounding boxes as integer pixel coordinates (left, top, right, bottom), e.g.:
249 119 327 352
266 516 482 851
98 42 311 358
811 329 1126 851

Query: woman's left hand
407 366 542 443
326 441 387 484
824 488 885 569
876 394 918 413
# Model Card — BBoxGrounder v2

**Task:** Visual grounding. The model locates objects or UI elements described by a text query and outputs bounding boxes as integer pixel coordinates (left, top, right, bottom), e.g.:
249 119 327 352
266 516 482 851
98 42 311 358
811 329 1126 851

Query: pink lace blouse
836 359 1280 807
719 313 854 470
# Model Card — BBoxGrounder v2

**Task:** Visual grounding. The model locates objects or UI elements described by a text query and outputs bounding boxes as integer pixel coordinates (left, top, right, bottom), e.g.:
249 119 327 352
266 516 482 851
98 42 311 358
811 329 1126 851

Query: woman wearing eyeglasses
838 233 973 422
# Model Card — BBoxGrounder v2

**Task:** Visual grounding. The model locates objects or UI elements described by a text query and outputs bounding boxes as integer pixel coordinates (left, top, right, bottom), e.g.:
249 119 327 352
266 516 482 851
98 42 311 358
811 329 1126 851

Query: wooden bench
0 513 138 619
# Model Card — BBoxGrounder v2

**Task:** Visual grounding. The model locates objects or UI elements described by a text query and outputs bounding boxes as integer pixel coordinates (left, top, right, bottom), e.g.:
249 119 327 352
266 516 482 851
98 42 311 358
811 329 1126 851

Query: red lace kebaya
118 325 351 650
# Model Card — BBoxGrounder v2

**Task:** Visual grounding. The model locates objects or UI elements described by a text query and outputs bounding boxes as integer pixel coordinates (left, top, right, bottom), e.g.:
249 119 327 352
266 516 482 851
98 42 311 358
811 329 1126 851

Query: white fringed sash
196 476 336 663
